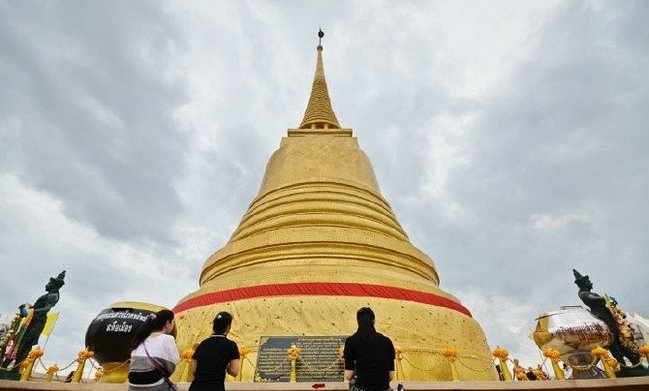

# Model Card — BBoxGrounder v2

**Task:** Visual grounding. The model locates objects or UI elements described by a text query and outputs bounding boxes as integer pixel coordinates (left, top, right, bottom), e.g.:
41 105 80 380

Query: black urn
85 301 175 382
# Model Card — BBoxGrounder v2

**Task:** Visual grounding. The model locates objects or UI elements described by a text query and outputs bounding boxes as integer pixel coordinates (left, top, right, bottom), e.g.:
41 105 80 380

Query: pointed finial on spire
298 28 341 130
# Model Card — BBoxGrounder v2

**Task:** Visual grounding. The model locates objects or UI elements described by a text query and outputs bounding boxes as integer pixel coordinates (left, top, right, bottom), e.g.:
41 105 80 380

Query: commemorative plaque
255 335 347 382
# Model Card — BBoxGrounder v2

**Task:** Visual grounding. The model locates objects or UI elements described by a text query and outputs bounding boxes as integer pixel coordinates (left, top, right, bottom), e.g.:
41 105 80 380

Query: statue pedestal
0 367 20 381
619 366 649 378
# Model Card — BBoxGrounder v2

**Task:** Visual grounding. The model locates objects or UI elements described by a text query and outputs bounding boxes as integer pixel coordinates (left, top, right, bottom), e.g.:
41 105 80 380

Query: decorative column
639 345 649 365
287 344 301 382
542 348 565 380
492 347 511 381
72 349 94 383
591 347 617 378
94 368 105 382
394 346 404 381
441 348 459 381
238 346 251 382
179 349 195 382
46 364 59 382
19 348 43 381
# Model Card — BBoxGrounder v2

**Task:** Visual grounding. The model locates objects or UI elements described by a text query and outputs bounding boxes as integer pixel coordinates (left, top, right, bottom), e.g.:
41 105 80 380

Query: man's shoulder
376 332 391 340
345 333 360 343
202 336 237 347
376 333 394 345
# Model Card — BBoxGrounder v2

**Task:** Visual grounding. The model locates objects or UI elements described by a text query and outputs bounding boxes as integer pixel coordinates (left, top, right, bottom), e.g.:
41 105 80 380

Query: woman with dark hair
128 309 179 391
189 311 240 391
343 307 395 391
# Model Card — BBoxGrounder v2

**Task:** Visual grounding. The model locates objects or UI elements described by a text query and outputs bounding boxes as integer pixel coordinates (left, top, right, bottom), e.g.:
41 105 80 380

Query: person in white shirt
128 309 180 391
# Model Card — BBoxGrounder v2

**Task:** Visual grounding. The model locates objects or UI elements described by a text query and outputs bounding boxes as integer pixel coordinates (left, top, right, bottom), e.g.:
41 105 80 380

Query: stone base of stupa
174 293 498 381
3 377 649 391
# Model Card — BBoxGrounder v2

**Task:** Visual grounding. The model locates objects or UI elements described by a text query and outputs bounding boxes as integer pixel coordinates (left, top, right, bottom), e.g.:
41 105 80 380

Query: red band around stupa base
172 282 472 317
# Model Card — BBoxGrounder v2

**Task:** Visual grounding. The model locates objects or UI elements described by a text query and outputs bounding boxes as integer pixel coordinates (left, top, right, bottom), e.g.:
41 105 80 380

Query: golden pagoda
173 31 497 382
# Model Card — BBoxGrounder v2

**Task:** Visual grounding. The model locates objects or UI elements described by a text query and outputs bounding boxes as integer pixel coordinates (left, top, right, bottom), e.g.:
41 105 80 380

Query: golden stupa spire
173 31 496 382
298 29 341 129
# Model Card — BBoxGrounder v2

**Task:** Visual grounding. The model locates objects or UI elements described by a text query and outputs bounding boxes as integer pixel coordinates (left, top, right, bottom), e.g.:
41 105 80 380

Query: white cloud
530 212 590 233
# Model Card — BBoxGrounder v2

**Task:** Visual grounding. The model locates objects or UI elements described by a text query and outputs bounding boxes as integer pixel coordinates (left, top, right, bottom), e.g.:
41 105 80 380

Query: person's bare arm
227 359 240 377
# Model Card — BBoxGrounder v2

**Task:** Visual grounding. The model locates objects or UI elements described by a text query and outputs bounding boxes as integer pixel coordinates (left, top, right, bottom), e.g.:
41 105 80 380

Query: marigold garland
47 364 59 374
639 345 649 358
543 348 561 361
76 349 94 362
491 347 511 381
287 345 301 361
239 346 251 358
605 357 620 372
46 364 60 382
28 348 44 359
591 346 617 378
395 346 404 360
441 348 457 361
542 348 565 380
491 347 509 360
181 349 195 359
591 347 608 357
20 359 32 370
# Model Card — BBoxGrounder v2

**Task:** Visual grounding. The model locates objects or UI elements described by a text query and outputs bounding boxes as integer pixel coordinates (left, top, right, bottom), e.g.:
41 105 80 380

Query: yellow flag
41 312 60 337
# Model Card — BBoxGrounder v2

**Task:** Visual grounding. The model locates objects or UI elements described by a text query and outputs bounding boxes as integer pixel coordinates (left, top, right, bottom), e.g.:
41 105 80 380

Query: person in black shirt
189 312 240 391
344 307 395 391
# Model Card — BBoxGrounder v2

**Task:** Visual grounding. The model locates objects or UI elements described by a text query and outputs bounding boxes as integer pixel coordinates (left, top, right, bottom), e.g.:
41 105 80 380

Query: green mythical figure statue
0 271 66 380
573 269 649 377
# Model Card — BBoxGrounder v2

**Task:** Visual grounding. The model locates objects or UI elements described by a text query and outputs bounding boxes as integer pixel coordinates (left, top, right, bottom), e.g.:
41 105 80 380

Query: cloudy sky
1 0 648 375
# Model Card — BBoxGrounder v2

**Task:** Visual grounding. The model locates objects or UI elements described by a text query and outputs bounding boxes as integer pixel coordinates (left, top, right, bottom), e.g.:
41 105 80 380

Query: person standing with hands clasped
128 309 180 391
344 307 396 391
189 311 240 391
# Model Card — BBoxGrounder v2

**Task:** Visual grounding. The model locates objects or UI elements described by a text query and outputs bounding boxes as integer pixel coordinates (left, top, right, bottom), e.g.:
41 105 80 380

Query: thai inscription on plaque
254 335 347 382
